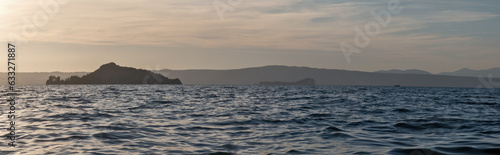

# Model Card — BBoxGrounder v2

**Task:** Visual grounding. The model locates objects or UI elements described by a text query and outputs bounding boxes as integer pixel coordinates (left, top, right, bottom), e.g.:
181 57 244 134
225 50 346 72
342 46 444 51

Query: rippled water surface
1 85 499 154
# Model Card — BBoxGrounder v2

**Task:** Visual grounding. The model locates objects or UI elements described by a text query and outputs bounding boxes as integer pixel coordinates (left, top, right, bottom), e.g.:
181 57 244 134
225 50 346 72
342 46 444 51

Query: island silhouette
46 62 182 85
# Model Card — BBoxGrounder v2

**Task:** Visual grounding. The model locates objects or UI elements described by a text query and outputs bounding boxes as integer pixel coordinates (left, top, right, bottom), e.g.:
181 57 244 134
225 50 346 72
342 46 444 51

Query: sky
0 0 499 73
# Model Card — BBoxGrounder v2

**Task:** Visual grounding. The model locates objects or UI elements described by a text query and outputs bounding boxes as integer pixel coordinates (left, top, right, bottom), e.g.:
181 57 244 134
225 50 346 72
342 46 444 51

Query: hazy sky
1 0 499 73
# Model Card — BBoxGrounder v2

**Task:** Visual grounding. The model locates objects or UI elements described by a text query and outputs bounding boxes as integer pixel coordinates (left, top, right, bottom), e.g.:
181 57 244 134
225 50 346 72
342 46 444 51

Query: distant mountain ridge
1 65 499 88
439 67 500 78
159 65 500 88
259 78 315 86
375 69 431 75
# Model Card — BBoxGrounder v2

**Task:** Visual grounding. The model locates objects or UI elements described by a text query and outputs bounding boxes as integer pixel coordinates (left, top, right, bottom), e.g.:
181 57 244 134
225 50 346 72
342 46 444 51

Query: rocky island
46 62 182 85
259 78 315 86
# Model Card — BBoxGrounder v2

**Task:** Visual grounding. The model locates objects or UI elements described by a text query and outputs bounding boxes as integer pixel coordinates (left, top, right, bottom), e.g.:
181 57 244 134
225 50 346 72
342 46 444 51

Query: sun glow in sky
1 0 499 72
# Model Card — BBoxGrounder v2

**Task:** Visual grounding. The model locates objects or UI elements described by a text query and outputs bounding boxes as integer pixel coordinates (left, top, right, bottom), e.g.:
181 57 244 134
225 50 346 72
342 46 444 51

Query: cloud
0 0 353 50
0 0 498 55
425 11 498 23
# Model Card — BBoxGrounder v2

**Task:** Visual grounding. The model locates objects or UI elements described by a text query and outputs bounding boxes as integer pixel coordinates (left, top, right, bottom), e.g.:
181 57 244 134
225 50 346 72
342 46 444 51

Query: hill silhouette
439 67 500 78
46 62 181 85
158 65 500 88
259 78 315 85
375 69 431 75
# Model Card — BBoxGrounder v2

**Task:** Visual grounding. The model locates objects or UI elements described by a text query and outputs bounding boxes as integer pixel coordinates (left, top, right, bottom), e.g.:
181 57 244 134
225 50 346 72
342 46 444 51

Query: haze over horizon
1 0 499 73
8 63 500 76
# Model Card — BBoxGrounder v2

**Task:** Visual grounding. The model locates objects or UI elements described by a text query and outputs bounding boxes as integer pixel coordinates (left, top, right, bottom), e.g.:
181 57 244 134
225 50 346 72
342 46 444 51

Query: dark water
1 85 499 154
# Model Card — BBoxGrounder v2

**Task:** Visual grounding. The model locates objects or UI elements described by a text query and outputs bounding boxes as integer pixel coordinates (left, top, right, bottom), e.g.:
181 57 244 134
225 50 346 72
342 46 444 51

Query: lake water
1 85 499 154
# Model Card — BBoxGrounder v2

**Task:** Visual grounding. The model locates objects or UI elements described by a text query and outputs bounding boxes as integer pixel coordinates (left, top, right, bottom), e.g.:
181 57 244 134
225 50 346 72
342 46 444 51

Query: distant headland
46 62 182 85
259 78 315 86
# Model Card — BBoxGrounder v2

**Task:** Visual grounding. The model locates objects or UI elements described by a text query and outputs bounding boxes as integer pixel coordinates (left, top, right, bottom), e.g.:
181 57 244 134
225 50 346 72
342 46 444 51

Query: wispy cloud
424 11 498 23
0 0 498 54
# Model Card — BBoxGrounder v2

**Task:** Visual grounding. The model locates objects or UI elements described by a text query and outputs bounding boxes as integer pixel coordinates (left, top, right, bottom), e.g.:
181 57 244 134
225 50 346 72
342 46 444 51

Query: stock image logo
213 0 244 21
89 119 132 155
340 0 408 63
410 149 434 155
477 74 500 89
142 64 164 84
7 0 71 45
